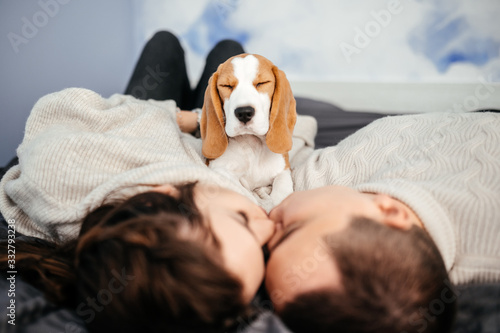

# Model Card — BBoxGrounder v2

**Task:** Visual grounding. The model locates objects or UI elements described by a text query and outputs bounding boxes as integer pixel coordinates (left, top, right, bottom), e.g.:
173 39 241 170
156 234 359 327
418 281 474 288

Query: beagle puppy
201 53 297 207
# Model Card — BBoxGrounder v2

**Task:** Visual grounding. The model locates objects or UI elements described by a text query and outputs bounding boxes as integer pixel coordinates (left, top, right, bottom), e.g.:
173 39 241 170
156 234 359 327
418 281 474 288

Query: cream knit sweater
0 88 317 242
293 112 500 285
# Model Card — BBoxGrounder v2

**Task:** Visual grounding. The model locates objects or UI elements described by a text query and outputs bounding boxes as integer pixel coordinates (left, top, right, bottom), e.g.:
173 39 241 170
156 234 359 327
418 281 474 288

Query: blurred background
1 0 499 166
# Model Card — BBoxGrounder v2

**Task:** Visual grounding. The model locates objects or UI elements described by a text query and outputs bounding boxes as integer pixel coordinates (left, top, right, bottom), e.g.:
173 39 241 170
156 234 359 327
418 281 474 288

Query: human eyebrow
236 211 249 226
235 211 259 241
269 222 302 251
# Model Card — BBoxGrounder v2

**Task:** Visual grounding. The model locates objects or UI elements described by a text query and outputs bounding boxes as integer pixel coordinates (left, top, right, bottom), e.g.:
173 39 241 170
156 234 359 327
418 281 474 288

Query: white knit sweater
0 88 317 242
293 112 500 285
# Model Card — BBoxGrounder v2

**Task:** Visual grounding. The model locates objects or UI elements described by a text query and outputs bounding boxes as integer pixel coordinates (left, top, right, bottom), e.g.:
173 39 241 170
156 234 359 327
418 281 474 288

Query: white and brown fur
200 54 297 206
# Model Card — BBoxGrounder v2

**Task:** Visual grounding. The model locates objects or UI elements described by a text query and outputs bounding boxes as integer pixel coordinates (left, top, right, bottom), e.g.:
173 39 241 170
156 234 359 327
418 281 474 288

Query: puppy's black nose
234 106 255 124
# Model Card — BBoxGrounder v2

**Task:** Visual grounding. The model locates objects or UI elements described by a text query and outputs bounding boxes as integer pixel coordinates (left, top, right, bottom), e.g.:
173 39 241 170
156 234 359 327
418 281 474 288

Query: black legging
1 32 246 180
6 31 496 179
124 31 244 110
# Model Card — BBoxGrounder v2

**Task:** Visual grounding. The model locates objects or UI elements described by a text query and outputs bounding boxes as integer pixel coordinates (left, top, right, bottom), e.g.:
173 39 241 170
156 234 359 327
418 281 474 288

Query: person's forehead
274 211 353 254
268 220 332 271
266 237 340 305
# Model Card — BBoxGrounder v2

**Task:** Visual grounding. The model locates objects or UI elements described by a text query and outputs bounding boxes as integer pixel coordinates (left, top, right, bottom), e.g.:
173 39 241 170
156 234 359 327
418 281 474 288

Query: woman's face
156 184 275 303
195 184 275 302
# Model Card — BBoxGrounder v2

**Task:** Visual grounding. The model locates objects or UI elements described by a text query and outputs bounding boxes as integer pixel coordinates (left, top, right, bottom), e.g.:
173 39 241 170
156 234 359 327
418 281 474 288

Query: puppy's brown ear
201 71 228 159
266 66 297 154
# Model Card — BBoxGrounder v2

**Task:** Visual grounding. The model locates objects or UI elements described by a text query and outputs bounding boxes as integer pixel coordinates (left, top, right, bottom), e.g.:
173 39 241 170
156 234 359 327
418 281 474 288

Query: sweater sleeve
292 112 500 284
289 115 317 167
0 88 194 241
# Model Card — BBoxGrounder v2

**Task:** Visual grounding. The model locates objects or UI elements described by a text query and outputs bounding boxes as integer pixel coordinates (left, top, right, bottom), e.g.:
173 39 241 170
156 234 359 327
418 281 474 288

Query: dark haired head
75 182 248 332
0 183 250 333
279 217 457 333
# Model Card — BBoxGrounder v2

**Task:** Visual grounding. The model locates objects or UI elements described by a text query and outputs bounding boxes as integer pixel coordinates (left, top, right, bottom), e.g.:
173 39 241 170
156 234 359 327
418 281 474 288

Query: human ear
152 184 180 198
372 194 413 230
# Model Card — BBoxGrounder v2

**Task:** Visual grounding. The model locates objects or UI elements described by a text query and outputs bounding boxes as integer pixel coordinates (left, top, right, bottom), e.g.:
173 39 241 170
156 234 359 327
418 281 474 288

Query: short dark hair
279 217 457 333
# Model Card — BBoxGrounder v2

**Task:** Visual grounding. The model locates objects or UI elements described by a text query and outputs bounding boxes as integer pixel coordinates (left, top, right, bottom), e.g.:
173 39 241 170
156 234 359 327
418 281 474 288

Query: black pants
124 31 244 110
1 32 245 180
0 31 385 178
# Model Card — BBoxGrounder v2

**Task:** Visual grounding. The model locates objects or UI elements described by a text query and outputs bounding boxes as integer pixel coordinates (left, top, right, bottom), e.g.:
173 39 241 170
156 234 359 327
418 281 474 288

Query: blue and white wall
0 0 136 166
136 0 500 84
1 0 499 166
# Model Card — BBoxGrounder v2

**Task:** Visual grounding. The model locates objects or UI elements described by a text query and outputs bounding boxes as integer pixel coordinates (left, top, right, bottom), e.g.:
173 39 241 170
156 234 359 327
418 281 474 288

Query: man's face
264 186 416 310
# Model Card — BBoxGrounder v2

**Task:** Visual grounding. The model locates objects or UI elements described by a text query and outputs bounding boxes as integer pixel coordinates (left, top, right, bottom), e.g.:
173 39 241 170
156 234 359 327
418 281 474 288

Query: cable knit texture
0 88 317 242
293 112 500 285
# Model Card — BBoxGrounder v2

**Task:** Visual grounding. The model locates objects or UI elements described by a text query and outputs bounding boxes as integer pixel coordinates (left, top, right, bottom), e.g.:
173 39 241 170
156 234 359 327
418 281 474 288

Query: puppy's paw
270 169 294 205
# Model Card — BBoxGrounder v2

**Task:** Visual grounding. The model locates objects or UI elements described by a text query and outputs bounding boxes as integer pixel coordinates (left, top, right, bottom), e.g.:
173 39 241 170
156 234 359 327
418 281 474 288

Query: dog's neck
207 134 287 189
228 134 266 146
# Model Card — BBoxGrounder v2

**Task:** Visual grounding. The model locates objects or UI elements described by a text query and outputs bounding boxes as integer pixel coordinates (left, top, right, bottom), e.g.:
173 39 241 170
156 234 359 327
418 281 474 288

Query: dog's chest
208 135 286 189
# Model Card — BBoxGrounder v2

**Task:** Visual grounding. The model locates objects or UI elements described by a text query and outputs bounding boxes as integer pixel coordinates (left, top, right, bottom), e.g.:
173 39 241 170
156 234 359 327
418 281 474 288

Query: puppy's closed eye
219 84 234 91
256 81 270 88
